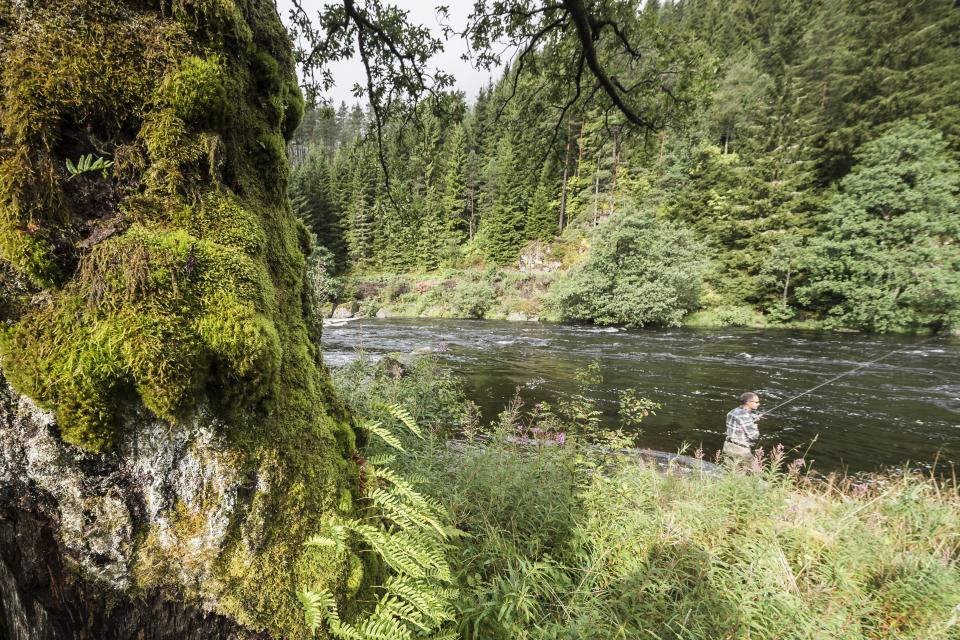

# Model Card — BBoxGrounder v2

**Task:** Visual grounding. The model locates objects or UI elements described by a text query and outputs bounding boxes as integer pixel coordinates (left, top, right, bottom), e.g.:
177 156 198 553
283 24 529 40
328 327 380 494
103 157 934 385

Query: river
321 318 960 474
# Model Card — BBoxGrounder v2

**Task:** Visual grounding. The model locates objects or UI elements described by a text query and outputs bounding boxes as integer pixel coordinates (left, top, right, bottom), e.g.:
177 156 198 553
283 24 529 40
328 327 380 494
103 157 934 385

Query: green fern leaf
366 421 406 451
306 534 347 553
389 403 422 438
297 588 337 631
369 487 445 537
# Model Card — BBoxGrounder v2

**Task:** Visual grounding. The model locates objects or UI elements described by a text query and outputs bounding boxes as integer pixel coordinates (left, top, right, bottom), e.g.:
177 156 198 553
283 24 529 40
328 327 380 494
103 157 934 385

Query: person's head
739 392 760 409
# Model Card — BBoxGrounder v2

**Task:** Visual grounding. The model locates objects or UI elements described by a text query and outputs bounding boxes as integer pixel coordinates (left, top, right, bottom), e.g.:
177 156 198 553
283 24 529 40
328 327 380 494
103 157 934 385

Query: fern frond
429 631 461 640
369 487 445 537
389 403 422 438
297 588 338 631
366 453 396 466
384 576 456 626
370 467 449 526
306 534 347 553
342 519 450 581
375 593 431 632
353 611 415 640
365 421 406 451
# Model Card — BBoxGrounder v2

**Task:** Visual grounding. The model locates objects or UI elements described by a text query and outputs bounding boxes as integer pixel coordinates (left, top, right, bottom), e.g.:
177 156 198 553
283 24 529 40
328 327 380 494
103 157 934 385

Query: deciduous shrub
550 209 706 327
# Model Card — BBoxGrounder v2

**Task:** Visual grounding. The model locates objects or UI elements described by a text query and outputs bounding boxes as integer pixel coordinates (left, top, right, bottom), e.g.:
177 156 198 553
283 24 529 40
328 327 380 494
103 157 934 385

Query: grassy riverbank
311 354 960 639
332 267 836 330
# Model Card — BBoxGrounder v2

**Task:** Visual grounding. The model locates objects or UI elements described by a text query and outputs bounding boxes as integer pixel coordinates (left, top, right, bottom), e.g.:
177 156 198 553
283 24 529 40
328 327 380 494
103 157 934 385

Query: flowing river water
321 318 960 474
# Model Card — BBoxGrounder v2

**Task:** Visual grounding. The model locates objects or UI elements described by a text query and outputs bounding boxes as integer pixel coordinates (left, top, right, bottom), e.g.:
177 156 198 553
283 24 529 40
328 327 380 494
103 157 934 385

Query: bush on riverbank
344 268 558 321
320 355 960 640
548 210 706 328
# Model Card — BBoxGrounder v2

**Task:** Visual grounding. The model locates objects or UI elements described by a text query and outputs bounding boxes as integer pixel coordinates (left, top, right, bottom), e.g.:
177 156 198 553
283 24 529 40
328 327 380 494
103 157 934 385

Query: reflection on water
322 319 960 473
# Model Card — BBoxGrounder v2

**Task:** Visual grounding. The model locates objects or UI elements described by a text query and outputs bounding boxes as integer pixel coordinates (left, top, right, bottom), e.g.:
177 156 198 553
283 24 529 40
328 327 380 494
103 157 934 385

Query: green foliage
449 279 496 319
285 0 958 332
798 121 960 331
335 355 960 640
65 154 113 179
550 209 706 327
299 407 458 639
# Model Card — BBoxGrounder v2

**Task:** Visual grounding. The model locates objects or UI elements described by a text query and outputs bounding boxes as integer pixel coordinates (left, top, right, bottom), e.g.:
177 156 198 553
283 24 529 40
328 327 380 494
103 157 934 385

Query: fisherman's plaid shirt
725 406 759 447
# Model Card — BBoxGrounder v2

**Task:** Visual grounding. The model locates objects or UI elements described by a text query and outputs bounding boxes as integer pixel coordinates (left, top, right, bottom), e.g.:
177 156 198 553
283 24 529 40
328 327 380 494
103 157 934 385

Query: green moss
283 78 305 141
0 1 369 634
157 55 227 126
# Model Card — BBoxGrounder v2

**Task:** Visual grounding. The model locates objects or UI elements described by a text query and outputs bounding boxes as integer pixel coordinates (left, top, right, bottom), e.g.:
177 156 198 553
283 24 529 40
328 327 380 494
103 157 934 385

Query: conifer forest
289 0 959 332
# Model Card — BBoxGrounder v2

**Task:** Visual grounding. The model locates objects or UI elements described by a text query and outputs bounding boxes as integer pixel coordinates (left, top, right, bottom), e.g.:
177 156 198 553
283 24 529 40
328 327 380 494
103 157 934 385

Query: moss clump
0 0 364 636
157 55 227 126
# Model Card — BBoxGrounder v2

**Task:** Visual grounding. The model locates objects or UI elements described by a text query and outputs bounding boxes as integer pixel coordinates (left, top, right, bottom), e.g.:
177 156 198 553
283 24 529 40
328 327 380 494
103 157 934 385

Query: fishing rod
757 333 943 419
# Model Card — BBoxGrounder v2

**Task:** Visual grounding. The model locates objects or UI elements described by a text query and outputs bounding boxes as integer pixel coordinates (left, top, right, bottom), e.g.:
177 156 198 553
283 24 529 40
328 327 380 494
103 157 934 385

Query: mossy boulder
0 0 363 637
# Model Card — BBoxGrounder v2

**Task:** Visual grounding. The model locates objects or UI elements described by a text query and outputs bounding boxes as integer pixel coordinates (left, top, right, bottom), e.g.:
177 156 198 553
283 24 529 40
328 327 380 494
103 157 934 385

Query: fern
367 453 397 466
366 421 406 451
306 533 347 553
299 406 458 639
369 487 445 537
65 153 113 179
389 403 423 438
370 467 449 524
297 588 338 631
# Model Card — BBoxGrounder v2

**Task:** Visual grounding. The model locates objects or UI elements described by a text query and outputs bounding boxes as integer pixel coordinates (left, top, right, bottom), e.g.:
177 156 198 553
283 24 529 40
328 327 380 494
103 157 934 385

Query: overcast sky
274 0 504 106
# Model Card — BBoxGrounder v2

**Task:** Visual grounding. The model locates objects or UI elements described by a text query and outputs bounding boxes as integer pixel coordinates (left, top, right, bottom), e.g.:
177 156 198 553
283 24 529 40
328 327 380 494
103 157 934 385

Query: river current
321 319 959 474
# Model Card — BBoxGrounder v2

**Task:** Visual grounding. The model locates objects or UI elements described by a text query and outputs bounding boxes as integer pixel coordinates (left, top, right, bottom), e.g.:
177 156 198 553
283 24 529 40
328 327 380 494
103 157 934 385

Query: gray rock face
517 241 561 274
0 369 265 639
331 301 360 319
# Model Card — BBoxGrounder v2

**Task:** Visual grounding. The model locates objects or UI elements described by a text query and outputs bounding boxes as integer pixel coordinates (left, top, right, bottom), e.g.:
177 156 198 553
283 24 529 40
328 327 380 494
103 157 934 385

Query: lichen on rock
0 0 362 637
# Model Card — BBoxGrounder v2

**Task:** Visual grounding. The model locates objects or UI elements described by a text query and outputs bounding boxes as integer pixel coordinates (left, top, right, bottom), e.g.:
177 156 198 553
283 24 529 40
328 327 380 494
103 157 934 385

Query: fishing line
758 333 942 418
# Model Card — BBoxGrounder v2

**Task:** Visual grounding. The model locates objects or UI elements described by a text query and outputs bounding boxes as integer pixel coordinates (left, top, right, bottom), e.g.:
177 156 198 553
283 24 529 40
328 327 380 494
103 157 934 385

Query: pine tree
799 121 960 331
481 137 526 264
527 156 559 242
441 124 468 246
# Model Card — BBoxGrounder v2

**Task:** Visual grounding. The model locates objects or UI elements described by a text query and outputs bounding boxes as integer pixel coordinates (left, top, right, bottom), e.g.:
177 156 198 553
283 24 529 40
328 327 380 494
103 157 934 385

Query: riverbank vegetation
288 0 959 333
303 354 960 639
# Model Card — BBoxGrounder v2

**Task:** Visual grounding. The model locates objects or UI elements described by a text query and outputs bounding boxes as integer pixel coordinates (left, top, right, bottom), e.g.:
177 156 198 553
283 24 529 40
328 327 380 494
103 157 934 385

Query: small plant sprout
65 154 114 180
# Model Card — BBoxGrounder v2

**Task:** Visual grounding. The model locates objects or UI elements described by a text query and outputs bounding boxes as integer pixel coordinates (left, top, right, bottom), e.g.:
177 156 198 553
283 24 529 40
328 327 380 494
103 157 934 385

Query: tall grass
333 355 960 640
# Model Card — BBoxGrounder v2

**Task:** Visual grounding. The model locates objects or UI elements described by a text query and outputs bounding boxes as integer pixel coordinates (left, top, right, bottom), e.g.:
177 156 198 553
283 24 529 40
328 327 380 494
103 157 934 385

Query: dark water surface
321 319 960 473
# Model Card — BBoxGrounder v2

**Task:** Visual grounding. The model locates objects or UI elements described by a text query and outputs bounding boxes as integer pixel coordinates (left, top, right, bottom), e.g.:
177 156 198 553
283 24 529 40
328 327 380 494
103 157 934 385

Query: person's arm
745 411 760 444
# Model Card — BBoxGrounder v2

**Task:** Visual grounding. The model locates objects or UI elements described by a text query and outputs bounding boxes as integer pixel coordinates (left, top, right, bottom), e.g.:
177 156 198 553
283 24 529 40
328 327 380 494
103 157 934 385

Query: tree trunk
559 121 572 232
658 130 668 168
608 127 621 215
575 119 586 179
592 153 601 227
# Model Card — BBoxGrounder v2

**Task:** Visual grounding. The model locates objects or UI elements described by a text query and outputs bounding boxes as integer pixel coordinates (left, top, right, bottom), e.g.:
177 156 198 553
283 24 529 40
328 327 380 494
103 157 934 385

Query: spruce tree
482 137 526 264
799 121 960 331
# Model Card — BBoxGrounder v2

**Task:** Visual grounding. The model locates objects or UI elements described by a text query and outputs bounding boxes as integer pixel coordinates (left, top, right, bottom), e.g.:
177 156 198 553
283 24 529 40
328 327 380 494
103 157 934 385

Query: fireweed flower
555 432 565 444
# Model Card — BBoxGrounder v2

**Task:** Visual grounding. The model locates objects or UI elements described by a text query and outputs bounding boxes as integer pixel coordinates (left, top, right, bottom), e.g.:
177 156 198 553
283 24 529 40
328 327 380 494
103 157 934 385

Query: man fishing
724 392 761 461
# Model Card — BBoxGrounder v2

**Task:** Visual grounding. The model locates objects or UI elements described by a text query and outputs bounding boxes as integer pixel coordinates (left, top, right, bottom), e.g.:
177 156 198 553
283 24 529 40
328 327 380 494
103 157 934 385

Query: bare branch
561 0 656 132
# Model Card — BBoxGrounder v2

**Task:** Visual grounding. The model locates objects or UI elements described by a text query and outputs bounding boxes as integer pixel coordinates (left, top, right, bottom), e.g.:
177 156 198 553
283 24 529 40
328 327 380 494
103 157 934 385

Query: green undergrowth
345 268 559 321
0 0 355 636
332 354 960 640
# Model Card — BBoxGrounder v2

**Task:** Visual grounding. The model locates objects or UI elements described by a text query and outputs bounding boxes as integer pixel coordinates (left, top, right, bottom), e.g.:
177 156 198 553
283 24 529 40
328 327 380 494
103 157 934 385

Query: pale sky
275 0 504 106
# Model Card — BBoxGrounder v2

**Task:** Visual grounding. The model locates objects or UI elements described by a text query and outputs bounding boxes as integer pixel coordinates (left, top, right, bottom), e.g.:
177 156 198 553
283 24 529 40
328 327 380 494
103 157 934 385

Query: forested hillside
289 0 959 332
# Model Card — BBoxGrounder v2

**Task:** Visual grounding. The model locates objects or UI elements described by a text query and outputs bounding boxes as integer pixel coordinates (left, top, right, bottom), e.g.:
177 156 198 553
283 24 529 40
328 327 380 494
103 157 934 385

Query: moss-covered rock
0 0 362 637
